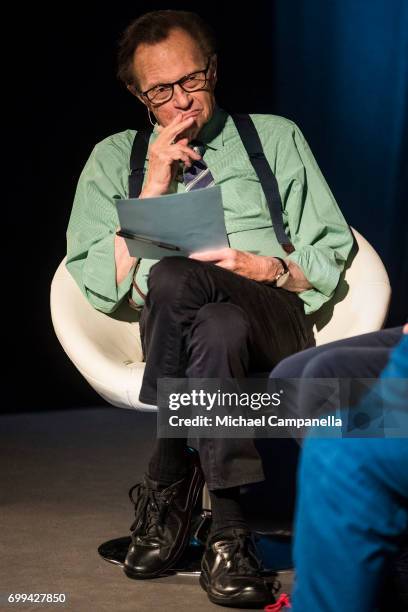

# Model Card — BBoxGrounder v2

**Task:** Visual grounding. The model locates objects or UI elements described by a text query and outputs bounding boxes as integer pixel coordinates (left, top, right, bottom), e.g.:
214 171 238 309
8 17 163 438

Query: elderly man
66 10 353 608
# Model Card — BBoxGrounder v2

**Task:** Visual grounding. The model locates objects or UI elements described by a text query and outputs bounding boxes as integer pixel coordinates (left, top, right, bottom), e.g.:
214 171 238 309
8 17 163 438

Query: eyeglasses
137 57 213 105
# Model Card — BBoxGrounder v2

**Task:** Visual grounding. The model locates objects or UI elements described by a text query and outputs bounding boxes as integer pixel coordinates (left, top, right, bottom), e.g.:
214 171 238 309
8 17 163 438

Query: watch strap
274 256 289 275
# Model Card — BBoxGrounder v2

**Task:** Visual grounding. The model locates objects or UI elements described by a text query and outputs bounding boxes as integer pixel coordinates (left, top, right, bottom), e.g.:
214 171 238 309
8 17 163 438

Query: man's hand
189 247 313 291
140 113 202 198
188 248 281 282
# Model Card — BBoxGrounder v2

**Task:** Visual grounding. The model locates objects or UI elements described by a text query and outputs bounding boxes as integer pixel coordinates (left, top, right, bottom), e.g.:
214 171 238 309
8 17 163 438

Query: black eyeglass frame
136 56 214 104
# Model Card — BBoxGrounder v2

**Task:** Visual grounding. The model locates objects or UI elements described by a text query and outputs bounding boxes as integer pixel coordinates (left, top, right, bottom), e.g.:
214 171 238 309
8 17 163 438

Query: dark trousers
139 256 314 490
269 326 404 421
271 329 408 611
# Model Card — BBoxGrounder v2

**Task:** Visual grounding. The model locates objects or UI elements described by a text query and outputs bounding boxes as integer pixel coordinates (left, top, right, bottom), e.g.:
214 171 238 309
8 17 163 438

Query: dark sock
147 438 189 487
209 486 248 538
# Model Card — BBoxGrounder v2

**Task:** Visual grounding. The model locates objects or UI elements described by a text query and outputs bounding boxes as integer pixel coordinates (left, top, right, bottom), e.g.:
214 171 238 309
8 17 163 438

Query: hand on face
141 113 202 197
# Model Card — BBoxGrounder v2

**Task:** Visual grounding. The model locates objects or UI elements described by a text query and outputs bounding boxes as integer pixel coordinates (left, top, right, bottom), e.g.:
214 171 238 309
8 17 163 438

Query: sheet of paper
115 186 228 259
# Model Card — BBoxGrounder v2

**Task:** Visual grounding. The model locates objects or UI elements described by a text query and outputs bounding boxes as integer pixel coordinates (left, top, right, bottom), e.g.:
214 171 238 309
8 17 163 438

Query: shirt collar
197 104 227 150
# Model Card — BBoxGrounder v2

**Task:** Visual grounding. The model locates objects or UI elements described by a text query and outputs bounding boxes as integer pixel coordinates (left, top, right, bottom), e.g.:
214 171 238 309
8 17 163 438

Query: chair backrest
50 258 147 409
50 226 391 408
312 227 391 345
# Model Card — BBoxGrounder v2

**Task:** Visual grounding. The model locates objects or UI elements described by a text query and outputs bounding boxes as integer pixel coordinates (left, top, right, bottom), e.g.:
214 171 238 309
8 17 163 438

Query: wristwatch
273 257 290 287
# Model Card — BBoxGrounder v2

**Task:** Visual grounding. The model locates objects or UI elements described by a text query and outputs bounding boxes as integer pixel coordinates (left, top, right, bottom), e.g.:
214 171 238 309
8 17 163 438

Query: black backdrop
6 1 407 412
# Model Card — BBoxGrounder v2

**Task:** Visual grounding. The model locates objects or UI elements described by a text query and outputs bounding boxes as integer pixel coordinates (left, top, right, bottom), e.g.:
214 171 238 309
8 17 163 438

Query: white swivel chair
50 227 391 410
50 227 391 570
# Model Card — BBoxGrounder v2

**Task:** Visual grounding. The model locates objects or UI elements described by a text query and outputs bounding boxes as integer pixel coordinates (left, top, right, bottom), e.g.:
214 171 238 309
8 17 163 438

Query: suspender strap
230 113 295 254
128 125 153 198
127 126 153 308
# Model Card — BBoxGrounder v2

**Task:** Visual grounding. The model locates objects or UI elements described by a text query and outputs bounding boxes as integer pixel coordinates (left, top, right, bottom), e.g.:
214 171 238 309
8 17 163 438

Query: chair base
254 530 293 572
98 510 212 576
98 511 292 575
98 535 206 576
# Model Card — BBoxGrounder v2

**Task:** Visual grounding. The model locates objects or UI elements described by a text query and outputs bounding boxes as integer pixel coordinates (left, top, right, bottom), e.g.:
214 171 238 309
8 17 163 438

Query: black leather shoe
123 449 204 579
200 528 276 608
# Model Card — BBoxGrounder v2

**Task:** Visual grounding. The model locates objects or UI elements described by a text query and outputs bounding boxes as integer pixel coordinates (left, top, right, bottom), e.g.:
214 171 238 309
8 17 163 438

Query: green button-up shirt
66 106 353 316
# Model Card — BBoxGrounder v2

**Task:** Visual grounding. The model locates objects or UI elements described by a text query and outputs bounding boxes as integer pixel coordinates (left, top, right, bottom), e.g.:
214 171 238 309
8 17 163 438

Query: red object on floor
264 593 292 611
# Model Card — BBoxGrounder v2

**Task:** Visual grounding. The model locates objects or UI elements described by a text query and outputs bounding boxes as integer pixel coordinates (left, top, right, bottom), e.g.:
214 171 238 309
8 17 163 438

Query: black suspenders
128 113 294 253
128 125 153 199
230 114 294 253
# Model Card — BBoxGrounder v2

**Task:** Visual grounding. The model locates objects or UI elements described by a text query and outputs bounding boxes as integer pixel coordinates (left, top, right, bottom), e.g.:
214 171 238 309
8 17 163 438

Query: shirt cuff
82 233 135 312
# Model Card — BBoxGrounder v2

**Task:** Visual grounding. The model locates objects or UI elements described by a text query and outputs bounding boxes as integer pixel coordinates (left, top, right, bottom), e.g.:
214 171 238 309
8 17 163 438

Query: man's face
129 28 217 141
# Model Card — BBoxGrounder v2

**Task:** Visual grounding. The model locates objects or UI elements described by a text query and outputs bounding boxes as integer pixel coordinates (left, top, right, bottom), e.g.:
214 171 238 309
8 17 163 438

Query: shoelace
220 531 265 576
128 482 175 537
264 593 292 610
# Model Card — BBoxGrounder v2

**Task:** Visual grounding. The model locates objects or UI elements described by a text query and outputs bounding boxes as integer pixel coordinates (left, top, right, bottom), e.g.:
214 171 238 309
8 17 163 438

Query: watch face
275 271 290 288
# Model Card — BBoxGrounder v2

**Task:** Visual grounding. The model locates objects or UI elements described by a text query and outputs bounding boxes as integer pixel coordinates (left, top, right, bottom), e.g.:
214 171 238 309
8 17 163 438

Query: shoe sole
123 464 204 580
199 574 270 608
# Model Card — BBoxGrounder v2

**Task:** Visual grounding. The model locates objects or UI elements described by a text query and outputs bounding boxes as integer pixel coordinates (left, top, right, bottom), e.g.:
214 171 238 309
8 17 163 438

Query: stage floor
0 407 293 611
